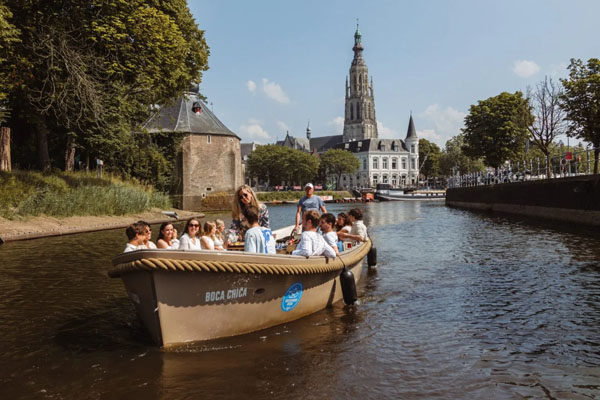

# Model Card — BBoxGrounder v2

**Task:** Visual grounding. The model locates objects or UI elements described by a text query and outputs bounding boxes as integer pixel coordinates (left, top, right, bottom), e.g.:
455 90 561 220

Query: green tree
560 58 600 173
284 150 320 185
439 135 486 177
418 138 441 180
319 149 360 189
0 4 20 124
462 91 534 168
247 145 320 186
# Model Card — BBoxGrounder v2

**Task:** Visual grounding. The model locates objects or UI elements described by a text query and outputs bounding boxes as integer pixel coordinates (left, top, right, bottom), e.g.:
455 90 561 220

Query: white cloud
247 80 257 92
377 121 399 139
328 116 344 134
276 121 290 133
417 104 466 147
239 119 271 142
262 78 290 104
512 60 541 78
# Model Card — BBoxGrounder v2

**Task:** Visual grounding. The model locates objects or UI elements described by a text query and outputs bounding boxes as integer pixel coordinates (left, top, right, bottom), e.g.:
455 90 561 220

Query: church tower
343 24 378 142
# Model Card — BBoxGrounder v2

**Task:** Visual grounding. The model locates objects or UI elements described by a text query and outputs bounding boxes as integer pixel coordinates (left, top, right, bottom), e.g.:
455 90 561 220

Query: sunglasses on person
239 192 251 199
189 223 200 228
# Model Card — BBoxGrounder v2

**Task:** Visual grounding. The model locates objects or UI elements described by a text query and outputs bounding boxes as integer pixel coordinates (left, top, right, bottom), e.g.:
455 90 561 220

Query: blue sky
188 0 599 148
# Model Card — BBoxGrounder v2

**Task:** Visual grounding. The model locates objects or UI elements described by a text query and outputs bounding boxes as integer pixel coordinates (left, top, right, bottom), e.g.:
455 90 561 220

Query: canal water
1 202 599 399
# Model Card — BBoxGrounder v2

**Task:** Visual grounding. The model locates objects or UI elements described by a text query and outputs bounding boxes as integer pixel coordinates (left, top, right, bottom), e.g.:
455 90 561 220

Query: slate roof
144 91 240 139
406 115 417 139
241 143 256 160
309 135 343 153
333 138 407 153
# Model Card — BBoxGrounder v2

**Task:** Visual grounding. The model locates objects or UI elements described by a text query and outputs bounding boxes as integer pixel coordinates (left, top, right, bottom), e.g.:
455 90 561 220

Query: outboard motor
340 267 357 305
367 245 377 268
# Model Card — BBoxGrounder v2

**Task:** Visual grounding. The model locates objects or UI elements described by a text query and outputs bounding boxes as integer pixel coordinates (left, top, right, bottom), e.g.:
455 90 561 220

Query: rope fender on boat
108 240 371 278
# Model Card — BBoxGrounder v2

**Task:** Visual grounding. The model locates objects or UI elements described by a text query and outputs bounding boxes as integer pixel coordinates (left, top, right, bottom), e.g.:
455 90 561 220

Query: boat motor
340 267 357 305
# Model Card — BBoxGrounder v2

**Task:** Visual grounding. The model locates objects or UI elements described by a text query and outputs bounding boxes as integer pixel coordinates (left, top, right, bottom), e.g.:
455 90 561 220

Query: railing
448 147 598 188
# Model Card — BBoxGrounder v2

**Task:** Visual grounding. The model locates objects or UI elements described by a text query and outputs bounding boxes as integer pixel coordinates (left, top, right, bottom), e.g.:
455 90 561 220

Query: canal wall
446 175 600 226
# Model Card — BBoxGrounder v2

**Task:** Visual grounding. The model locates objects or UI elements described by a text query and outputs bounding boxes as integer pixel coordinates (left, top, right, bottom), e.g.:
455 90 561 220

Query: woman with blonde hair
201 221 217 250
214 219 226 250
228 185 270 244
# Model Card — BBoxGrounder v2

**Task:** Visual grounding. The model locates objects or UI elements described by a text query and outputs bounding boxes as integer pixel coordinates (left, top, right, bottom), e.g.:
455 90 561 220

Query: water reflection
1 202 599 399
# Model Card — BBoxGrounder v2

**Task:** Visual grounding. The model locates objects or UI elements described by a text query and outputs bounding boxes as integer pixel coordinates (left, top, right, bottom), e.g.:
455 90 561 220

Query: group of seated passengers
123 218 226 253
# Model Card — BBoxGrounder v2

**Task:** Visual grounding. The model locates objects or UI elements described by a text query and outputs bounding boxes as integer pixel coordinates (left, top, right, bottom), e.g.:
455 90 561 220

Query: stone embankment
446 175 600 226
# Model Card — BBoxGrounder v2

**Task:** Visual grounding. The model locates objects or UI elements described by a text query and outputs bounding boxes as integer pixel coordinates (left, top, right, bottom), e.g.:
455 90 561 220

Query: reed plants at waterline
0 170 170 219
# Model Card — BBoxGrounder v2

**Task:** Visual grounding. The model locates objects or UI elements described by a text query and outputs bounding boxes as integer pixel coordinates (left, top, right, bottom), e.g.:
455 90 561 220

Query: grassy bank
0 170 170 219
256 190 353 202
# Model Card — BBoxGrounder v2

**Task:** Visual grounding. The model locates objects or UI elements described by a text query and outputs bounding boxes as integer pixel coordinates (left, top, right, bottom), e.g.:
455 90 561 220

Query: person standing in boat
292 210 336 258
156 222 180 249
243 206 276 254
229 185 270 244
179 218 203 250
293 183 327 233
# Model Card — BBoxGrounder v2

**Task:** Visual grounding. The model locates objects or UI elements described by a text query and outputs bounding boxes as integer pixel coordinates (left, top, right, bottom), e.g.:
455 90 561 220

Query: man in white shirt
123 223 146 252
345 208 368 243
319 213 339 255
292 210 336 258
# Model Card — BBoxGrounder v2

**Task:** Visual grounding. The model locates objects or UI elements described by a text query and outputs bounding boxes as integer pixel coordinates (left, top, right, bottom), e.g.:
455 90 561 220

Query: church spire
343 24 377 142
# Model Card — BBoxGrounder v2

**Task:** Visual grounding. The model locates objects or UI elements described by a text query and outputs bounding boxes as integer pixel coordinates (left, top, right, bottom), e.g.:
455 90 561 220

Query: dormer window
381 145 385 152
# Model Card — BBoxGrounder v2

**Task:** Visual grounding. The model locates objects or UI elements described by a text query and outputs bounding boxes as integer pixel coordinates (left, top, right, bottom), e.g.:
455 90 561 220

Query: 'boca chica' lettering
205 287 248 303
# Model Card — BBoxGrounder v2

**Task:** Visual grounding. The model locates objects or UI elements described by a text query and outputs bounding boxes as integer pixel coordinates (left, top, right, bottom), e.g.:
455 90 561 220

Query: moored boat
375 184 445 201
109 230 372 347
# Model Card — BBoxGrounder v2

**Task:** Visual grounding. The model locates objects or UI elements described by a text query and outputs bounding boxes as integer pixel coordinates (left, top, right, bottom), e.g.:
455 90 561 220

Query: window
411 144 415 153
382 174 389 184
373 157 378 169
362 158 367 170
381 145 386 151
392 175 397 186
207 135 211 144
373 174 379 185
392 158 397 169
382 158 388 169
350 103 354 120
411 159 416 169
401 158 407 169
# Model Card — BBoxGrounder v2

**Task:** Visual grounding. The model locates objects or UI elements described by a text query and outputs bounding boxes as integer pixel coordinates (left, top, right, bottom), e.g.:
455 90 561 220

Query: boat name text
205 287 248 303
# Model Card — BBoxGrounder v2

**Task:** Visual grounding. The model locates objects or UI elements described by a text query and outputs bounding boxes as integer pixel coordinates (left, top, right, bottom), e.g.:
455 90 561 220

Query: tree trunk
545 154 551 179
0 126 10 171
36 120 51 171
64 135 75 172
594 147 599 175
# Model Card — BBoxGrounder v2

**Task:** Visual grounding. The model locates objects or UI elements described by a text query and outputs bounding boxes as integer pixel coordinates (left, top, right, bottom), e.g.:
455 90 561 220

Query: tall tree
560 58 600 173
527 76 566 178
319 149 360 189
439 135 485 177
418 138 441 180
462 91 533 168
0 4 19 124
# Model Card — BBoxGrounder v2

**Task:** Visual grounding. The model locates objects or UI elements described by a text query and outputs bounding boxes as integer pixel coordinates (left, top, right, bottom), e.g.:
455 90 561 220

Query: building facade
145 85 243 210
254 25 419 188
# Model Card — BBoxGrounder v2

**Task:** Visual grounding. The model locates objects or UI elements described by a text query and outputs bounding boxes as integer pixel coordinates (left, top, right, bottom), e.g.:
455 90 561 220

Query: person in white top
243 206 276 254
292 210 336 258
123 223 146 252
201 221 216 250
214 219 226 250
156 222 179 249
319 213 339 256
335 213 352 241
137 220 157 249
345 208 368 243
179 218 202 250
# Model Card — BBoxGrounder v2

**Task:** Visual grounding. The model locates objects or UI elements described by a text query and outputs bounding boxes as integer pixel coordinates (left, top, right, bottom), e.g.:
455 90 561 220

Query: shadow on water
54 297 155 353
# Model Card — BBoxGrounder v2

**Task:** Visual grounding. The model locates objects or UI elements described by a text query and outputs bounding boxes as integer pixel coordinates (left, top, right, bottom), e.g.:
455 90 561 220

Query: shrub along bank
0 170 170 219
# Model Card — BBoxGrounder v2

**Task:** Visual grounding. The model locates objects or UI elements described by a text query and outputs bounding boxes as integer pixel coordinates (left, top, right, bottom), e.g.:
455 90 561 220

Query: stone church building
275 26 419 188
145 84 243 210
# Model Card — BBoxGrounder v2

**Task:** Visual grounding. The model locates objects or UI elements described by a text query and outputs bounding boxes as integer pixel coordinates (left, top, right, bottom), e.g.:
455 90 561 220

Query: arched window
373 157 378 169
382 157 388 169
357 103 361 119
350 103 354 120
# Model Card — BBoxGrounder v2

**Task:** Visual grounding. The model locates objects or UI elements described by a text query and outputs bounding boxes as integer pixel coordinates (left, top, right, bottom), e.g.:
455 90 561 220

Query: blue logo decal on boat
281 282 303 312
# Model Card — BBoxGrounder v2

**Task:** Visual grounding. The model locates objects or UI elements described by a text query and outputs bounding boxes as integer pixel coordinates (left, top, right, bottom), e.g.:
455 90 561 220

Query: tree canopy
246 145 320 186
418 138 441 179
319 149 360 189
560 58 600 173
1 0 209 189
439 135 485 177
462 91 533 169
